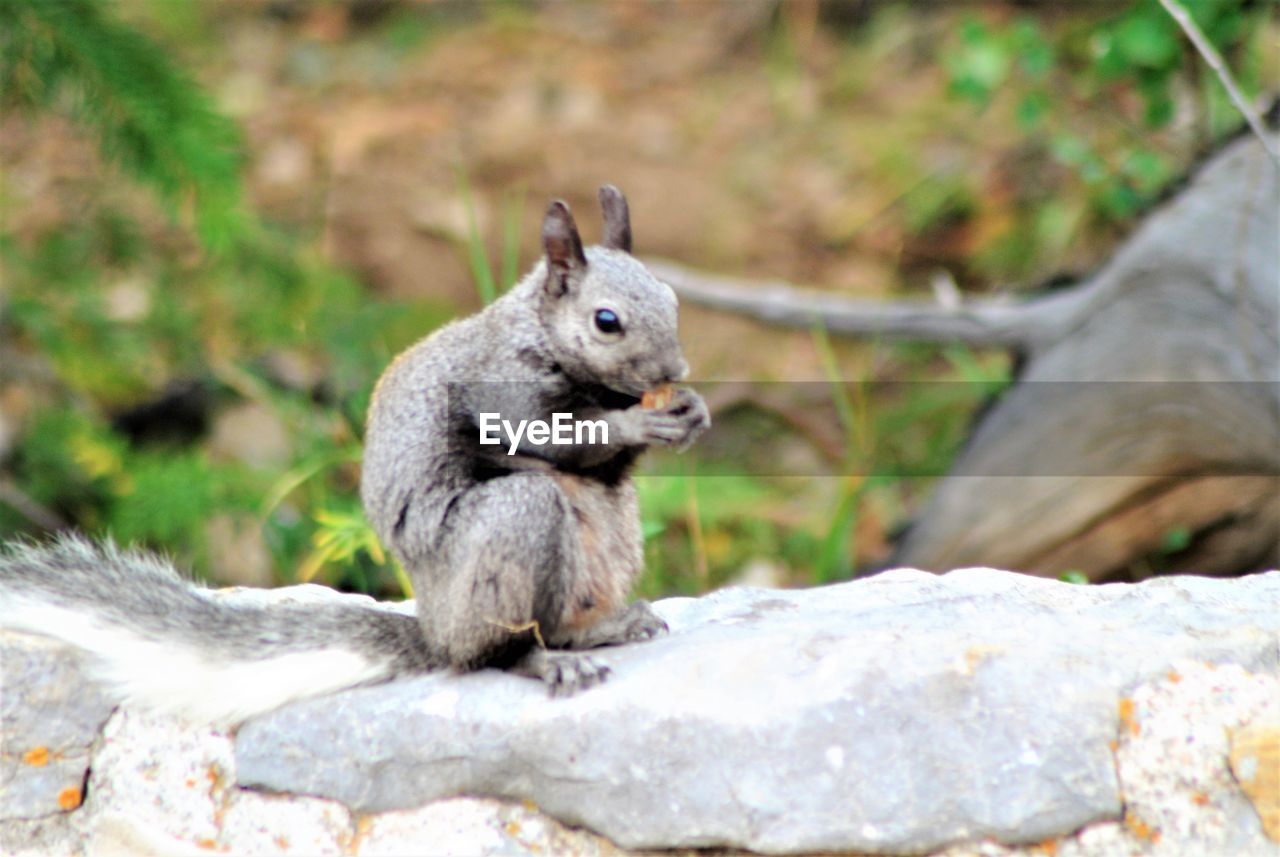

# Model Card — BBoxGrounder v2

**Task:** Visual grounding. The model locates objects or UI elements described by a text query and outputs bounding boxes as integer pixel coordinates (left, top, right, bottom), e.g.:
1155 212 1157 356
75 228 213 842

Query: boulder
235 569 1280 854
2 568 1278 855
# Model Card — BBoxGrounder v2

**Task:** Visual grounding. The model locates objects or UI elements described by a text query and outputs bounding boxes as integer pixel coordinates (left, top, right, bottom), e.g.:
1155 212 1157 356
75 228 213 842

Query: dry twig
1157 0 1280 169
0 479 68 533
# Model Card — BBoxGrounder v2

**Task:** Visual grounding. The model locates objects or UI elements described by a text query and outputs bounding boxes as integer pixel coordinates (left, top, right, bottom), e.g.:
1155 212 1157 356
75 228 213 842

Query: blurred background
0 0 1275 598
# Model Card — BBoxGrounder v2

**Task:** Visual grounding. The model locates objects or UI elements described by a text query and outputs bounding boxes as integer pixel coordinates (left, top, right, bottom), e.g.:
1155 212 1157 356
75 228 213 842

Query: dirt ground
113 2 1187 381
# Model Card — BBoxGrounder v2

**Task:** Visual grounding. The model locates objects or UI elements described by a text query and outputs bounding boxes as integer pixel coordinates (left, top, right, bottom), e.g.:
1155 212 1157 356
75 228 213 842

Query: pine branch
0 0 248 250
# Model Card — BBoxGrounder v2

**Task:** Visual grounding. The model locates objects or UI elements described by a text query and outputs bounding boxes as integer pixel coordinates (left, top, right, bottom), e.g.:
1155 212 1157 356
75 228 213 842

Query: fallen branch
646 258 1085 350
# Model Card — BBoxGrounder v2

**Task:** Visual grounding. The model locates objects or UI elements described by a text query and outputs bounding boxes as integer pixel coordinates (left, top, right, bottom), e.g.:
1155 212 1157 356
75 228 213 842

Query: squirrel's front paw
638 387 710 450
555 599 668 649
617 599 668 642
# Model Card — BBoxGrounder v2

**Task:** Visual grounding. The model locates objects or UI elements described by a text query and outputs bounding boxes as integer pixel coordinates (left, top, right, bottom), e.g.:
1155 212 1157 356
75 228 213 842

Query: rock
0 633 116 822
3 569 1279 855
1231 720 1280 842
208 401 292 470
726 557 785 588
0 705 615 857
255 137 312 188
79 709 352 857
1111 661 1280 856
102 275 150 323
204 513 276 588
354 797 618 856
234 569 1280 854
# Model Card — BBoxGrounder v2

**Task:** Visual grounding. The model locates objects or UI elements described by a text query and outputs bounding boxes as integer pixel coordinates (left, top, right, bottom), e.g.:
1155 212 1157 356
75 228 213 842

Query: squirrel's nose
664 359 689 383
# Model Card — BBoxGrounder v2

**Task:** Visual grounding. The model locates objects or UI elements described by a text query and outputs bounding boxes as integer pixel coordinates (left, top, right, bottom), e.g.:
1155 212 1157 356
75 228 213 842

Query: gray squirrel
0 186 709 725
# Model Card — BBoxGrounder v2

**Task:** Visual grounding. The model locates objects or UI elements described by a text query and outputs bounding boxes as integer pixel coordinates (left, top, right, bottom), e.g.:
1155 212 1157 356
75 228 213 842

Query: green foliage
109 451 217 545
811 320 864 582
0 0 247 249
14 406 121 525
0 0 442 594
942 0 1265 230
299 506 413 598
946 17 1053 108
458 174 526 305
635 472 780 596
10 402 260 567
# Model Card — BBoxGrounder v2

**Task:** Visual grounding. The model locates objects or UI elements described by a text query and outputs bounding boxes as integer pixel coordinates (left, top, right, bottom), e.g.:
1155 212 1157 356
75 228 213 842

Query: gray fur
362 188 708 687
598 184 632 253
0 187 707 717
0 534 436 674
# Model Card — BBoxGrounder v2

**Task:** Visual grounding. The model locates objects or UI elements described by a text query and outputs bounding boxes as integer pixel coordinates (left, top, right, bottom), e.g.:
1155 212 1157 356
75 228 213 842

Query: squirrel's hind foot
512 649 611 697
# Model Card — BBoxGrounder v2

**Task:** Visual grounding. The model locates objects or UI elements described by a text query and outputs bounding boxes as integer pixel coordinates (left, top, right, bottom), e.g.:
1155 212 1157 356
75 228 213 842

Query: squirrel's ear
598 185 632 253
542 200 587 296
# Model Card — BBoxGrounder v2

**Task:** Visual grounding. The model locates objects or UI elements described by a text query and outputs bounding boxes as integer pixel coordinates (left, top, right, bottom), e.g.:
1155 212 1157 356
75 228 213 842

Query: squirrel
0 186 709 725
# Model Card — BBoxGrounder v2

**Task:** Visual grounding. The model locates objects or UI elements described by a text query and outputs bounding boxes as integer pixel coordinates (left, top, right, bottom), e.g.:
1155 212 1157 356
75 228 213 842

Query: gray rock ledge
0 635 115 821
235 568 1280 855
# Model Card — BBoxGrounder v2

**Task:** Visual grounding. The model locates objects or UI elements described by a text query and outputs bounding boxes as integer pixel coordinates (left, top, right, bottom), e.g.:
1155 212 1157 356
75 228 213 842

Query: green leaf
1122 149 1168 194
1114 13 1178 69
500 184 526 291
457 172 497 305
1016 91 1049 129
1161 526 1192 554
1011 19 1054 80
815 479 860 583
945 17 1011 106
641 519 667 540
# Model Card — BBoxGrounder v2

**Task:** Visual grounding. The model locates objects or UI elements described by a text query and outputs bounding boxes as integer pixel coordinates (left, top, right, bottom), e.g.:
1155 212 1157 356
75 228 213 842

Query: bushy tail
0 535 437 725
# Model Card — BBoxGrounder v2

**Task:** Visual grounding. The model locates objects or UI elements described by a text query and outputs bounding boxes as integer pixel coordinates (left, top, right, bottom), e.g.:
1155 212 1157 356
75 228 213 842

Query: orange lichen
344 815 374 853
57 787 82 810
1166 669 1182 683
196 837 218 850
22 746 50 767
1118 697 1140 736
962 644 1004 674
1191 791 1210 806
1124 811 1160 842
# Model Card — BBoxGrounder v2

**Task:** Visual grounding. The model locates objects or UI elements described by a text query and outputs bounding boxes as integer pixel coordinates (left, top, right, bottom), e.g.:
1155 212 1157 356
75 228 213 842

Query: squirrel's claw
513 649 612 697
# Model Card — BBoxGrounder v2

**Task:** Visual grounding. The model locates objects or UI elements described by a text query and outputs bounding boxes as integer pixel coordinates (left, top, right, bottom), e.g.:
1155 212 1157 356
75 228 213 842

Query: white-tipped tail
0 536 433 725
1 598 389 725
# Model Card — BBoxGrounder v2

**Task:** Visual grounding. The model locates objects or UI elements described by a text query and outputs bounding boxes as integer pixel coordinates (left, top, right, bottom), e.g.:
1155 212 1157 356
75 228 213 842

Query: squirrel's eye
594 308 623 334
